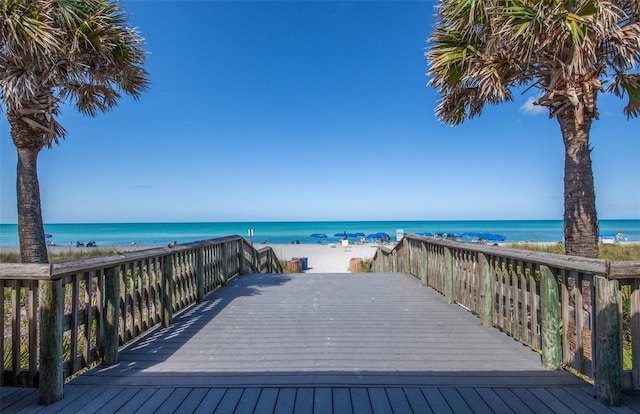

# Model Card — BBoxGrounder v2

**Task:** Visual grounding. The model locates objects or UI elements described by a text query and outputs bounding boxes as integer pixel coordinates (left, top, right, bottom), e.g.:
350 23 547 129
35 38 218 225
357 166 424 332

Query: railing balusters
370 234 640 406
27 280 37 386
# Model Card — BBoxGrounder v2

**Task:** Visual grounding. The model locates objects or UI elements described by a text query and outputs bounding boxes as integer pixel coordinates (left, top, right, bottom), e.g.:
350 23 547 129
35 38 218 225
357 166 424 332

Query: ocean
0 220 638 247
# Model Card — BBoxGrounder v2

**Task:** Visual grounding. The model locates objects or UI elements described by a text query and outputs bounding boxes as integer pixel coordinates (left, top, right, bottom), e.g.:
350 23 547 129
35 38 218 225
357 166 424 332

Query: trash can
350 258 363 273
301 257 308 270
287 258 302 273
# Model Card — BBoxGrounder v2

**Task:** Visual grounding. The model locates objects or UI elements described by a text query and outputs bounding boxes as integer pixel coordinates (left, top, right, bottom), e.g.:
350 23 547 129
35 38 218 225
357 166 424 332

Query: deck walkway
3 272 640 413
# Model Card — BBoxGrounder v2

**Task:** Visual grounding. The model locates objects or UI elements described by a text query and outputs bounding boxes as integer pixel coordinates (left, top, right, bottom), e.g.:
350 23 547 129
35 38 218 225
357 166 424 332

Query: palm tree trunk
16 146 49 263
557 111 599 258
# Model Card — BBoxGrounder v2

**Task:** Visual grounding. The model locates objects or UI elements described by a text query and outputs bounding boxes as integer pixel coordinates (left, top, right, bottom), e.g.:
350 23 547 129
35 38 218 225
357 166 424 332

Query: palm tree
1 0 149 263
427 0 639 258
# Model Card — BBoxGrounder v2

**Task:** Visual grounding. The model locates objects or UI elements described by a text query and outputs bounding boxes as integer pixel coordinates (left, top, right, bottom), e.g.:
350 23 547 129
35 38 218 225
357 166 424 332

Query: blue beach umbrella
479 233 506 242
354 232 366 238
310 233 328 238
45 233 53 238
415 232 434 237
366 232 390 240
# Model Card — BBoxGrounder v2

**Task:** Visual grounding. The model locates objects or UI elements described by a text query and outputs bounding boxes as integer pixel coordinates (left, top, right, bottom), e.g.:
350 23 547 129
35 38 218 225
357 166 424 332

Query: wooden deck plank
332 388 352 414
313 387 333 413
173 388 209 413
457 387 493 414
113 388 158 413
403 387 434 414
474 387 515 414
0 387 38 412
87 388 138 413
620 393 640 414
540 387 606 413
128 388 175 414
194 388 226 414
234 387 261 414
349 388 373 414
420 387 452 413
492 388 535 414
154 388 193 414
214 388 243 414
273 387 296 414
440 388 473 414
293 388 313 414
511 388 559 412
253 388 279 414
386 388 413 414
367 388 392 414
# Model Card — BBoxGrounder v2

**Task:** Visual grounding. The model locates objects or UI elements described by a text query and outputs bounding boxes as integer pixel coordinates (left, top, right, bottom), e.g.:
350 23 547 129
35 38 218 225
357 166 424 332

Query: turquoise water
0 220 638 246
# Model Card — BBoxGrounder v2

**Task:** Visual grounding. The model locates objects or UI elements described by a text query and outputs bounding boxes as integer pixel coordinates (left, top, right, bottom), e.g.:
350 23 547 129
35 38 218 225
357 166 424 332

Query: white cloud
520 96 547 115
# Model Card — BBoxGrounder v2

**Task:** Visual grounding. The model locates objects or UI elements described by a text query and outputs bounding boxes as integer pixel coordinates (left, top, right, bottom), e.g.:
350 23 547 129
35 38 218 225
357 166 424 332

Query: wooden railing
371 234 640 407
0 235 282 404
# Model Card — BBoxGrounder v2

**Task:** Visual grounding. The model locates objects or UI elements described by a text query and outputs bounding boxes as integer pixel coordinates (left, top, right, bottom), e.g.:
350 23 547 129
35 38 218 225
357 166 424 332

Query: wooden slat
0 263 51 280
71 275 80 374
562 269 571 366
83 272 92 368
0 279 4 385
11 280 19 383
253 388 279 413
194 388 226 413
608 262 640 279
573 271 585 374
27 281 37 385
348 388 371 413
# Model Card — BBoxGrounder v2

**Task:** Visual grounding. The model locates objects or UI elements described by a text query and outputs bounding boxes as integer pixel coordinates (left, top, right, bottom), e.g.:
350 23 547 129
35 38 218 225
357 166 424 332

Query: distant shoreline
2 240 636 254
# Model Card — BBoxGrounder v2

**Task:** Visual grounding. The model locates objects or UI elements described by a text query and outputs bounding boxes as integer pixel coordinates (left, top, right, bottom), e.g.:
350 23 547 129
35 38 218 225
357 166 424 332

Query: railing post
405 239 411 275
444 246 454 304
237 240 243 275
221 244 228 286
632 279 640 390
478 253 492 328
162 254 174 327
38 277 63 404
103 265 120 366
540 265 561 369
594 275 621 406
420 242 428 287
196 247 204 303
252 248 258 274
390 250 395 273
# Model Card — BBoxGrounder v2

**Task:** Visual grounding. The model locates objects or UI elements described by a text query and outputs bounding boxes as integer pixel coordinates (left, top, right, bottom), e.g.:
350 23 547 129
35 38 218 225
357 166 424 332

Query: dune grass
507 242 640 261
0 248 128 264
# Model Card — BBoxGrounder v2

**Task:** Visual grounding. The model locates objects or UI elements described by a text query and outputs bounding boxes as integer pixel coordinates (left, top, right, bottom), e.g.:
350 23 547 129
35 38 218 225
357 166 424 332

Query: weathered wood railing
371 234 640 406
0 235 282 404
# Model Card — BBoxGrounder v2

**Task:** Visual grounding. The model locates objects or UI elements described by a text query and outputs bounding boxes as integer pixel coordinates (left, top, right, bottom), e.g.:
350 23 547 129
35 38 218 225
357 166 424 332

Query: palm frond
1 0 150 148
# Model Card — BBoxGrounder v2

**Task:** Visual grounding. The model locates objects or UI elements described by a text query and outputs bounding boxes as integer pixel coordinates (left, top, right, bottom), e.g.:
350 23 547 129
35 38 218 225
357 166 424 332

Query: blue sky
1 0 638 224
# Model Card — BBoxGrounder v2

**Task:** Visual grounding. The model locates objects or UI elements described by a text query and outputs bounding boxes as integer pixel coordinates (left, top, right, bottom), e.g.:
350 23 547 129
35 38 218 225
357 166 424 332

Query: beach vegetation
0 0 149 264
0 248 127 264
427 0 640 259
508 242 640 261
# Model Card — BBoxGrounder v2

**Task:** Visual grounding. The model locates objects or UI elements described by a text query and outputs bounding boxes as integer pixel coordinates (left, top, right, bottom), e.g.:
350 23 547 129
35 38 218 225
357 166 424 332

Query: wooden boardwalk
3 272 640 413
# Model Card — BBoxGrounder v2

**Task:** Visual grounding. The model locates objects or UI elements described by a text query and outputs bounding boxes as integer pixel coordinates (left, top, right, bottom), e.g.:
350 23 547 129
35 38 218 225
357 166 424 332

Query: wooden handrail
0 235 282 404
371 234 640 407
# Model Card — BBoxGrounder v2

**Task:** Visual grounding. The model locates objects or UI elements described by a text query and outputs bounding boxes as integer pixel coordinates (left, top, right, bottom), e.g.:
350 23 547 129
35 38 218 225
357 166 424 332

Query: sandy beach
0 242 385 273
262 242 382 273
